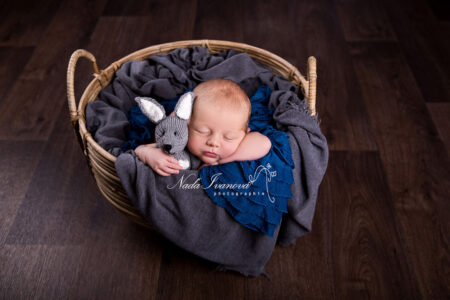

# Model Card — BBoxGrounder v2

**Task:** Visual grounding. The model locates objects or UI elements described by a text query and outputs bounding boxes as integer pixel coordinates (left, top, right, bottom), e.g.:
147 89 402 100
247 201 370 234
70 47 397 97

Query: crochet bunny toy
135 92 194 170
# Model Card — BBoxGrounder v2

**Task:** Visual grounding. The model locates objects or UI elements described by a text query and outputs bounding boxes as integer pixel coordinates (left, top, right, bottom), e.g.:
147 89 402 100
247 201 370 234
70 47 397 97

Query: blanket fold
85 46 328 275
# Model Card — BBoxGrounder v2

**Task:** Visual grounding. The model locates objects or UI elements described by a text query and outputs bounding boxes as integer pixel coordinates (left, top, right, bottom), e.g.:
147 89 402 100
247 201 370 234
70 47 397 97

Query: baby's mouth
203 151 218 159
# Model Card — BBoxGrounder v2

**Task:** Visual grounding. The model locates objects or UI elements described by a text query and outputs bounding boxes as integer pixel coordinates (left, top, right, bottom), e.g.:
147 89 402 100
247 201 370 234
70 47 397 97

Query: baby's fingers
154 167 171 177
160 165 180 175
167 158 183 170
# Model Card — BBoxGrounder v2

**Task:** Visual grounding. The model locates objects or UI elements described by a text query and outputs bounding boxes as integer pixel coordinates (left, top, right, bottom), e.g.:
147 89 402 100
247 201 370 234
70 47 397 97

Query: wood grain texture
193 0 244 41
102 0 197 17
4 104 105 245
0 47 33 102
322 151 421 299
1 231 162 299
67 226 163 299
349 41 450 299
87 15 195 70
335 0 397 41
0 245 84 299
245 216 334 299
381 0 450 102
427 103 450 155
155 241 245 300
0 0 108 140
0 141 45 245
0 0 61 47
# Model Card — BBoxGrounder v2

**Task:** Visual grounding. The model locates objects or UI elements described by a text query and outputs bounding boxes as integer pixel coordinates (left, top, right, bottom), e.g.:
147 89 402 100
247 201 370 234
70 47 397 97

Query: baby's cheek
222 141 239 158
187 136 200 154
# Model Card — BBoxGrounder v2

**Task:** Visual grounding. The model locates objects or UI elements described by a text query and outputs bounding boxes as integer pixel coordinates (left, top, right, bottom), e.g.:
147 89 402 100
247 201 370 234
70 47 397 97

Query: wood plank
3 96 153 246
0 0 108 140
102 0 197 17
0 78 53 141
241 0 378 151
335 0 397 41
3 103 107 244
17 0 107 81
349 41 450 299
0 141 45 245
0 235 162 299
246 216 334 299
87 15 195 71
0 47 33 102
324 151 421 299
0 0 61 47
68 226 162 299
427 103 450 155
2 70 136 245
241 0 301 64
381 0 450 102
0 245 84 299
3 87 163 298
193 0 244 42
155 241 245 300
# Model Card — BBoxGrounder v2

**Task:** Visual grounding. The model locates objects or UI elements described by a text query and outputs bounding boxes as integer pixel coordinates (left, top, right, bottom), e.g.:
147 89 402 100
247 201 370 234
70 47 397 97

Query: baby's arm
218 132 271 164
135 143 183 176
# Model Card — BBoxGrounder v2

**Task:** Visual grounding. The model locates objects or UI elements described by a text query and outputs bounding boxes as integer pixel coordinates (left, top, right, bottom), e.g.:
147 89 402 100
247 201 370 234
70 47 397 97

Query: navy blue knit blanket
122 86 294 236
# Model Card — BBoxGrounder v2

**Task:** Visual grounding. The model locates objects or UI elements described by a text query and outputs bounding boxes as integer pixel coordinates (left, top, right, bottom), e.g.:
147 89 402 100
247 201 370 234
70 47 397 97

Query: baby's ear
135 97 166 124
174 92 194 120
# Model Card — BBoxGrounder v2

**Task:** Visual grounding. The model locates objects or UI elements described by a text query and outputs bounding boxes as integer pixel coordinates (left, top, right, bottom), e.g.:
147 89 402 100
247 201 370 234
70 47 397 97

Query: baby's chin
200 155 220 164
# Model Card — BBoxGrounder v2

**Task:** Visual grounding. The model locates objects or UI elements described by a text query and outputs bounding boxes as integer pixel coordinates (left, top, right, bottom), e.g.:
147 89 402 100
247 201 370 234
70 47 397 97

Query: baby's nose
206 137 219 147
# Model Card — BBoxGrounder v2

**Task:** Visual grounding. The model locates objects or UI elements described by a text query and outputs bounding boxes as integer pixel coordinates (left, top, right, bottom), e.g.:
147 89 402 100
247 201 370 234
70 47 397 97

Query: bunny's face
135 92 194 157
155 117 189 155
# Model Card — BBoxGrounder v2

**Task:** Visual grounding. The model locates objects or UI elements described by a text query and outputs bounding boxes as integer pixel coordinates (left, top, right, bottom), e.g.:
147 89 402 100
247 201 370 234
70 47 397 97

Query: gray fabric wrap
85 47 328 276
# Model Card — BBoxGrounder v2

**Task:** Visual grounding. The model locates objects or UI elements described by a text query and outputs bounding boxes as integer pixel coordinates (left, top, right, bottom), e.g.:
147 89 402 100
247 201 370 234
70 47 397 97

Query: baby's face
187 101 248 164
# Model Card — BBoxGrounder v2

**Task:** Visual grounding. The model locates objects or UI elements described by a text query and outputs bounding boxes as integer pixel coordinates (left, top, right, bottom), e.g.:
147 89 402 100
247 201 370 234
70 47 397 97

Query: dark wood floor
1 0 449 299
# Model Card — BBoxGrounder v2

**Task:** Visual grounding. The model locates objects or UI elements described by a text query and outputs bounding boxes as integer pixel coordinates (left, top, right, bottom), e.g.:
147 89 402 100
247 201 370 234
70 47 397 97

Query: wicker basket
66 40 317 229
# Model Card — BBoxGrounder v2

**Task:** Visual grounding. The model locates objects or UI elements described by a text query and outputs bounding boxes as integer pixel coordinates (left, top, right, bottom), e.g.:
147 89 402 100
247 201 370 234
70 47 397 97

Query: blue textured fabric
121 105 154 151
122 86 295 237
199 86 295 237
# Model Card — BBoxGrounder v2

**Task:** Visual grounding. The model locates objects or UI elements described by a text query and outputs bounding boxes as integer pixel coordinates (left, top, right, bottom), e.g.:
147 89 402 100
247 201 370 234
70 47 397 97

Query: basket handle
67 49 99 126
307 56 317 116
67 49 99 153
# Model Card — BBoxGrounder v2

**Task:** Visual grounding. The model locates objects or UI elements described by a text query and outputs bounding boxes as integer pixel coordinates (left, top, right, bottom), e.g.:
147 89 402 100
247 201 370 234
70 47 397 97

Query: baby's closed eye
195 128 210 135
224 135 237 140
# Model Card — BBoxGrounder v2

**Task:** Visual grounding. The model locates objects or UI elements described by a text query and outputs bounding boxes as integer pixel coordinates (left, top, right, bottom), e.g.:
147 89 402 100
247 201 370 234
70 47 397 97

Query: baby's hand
135 143 183 176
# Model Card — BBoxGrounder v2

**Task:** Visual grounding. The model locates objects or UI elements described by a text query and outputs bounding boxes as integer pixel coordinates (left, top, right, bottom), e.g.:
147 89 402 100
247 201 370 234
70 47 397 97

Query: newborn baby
135 79 272 176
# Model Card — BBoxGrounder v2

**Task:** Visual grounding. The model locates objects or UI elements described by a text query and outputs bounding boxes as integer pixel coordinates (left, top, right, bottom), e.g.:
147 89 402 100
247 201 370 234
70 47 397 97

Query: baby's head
187 79 251 164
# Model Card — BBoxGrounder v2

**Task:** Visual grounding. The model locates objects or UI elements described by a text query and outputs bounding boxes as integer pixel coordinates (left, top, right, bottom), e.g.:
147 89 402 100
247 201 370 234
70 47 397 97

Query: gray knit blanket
85 46 328 276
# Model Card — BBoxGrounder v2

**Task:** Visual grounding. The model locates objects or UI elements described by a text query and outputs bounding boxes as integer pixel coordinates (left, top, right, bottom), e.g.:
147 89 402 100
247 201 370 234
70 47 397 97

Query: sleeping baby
135 78 272 176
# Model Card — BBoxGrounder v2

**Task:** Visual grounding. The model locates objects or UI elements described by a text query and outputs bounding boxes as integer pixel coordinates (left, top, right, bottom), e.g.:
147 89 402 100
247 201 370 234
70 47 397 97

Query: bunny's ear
174 92 194 120
135 97 166 124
